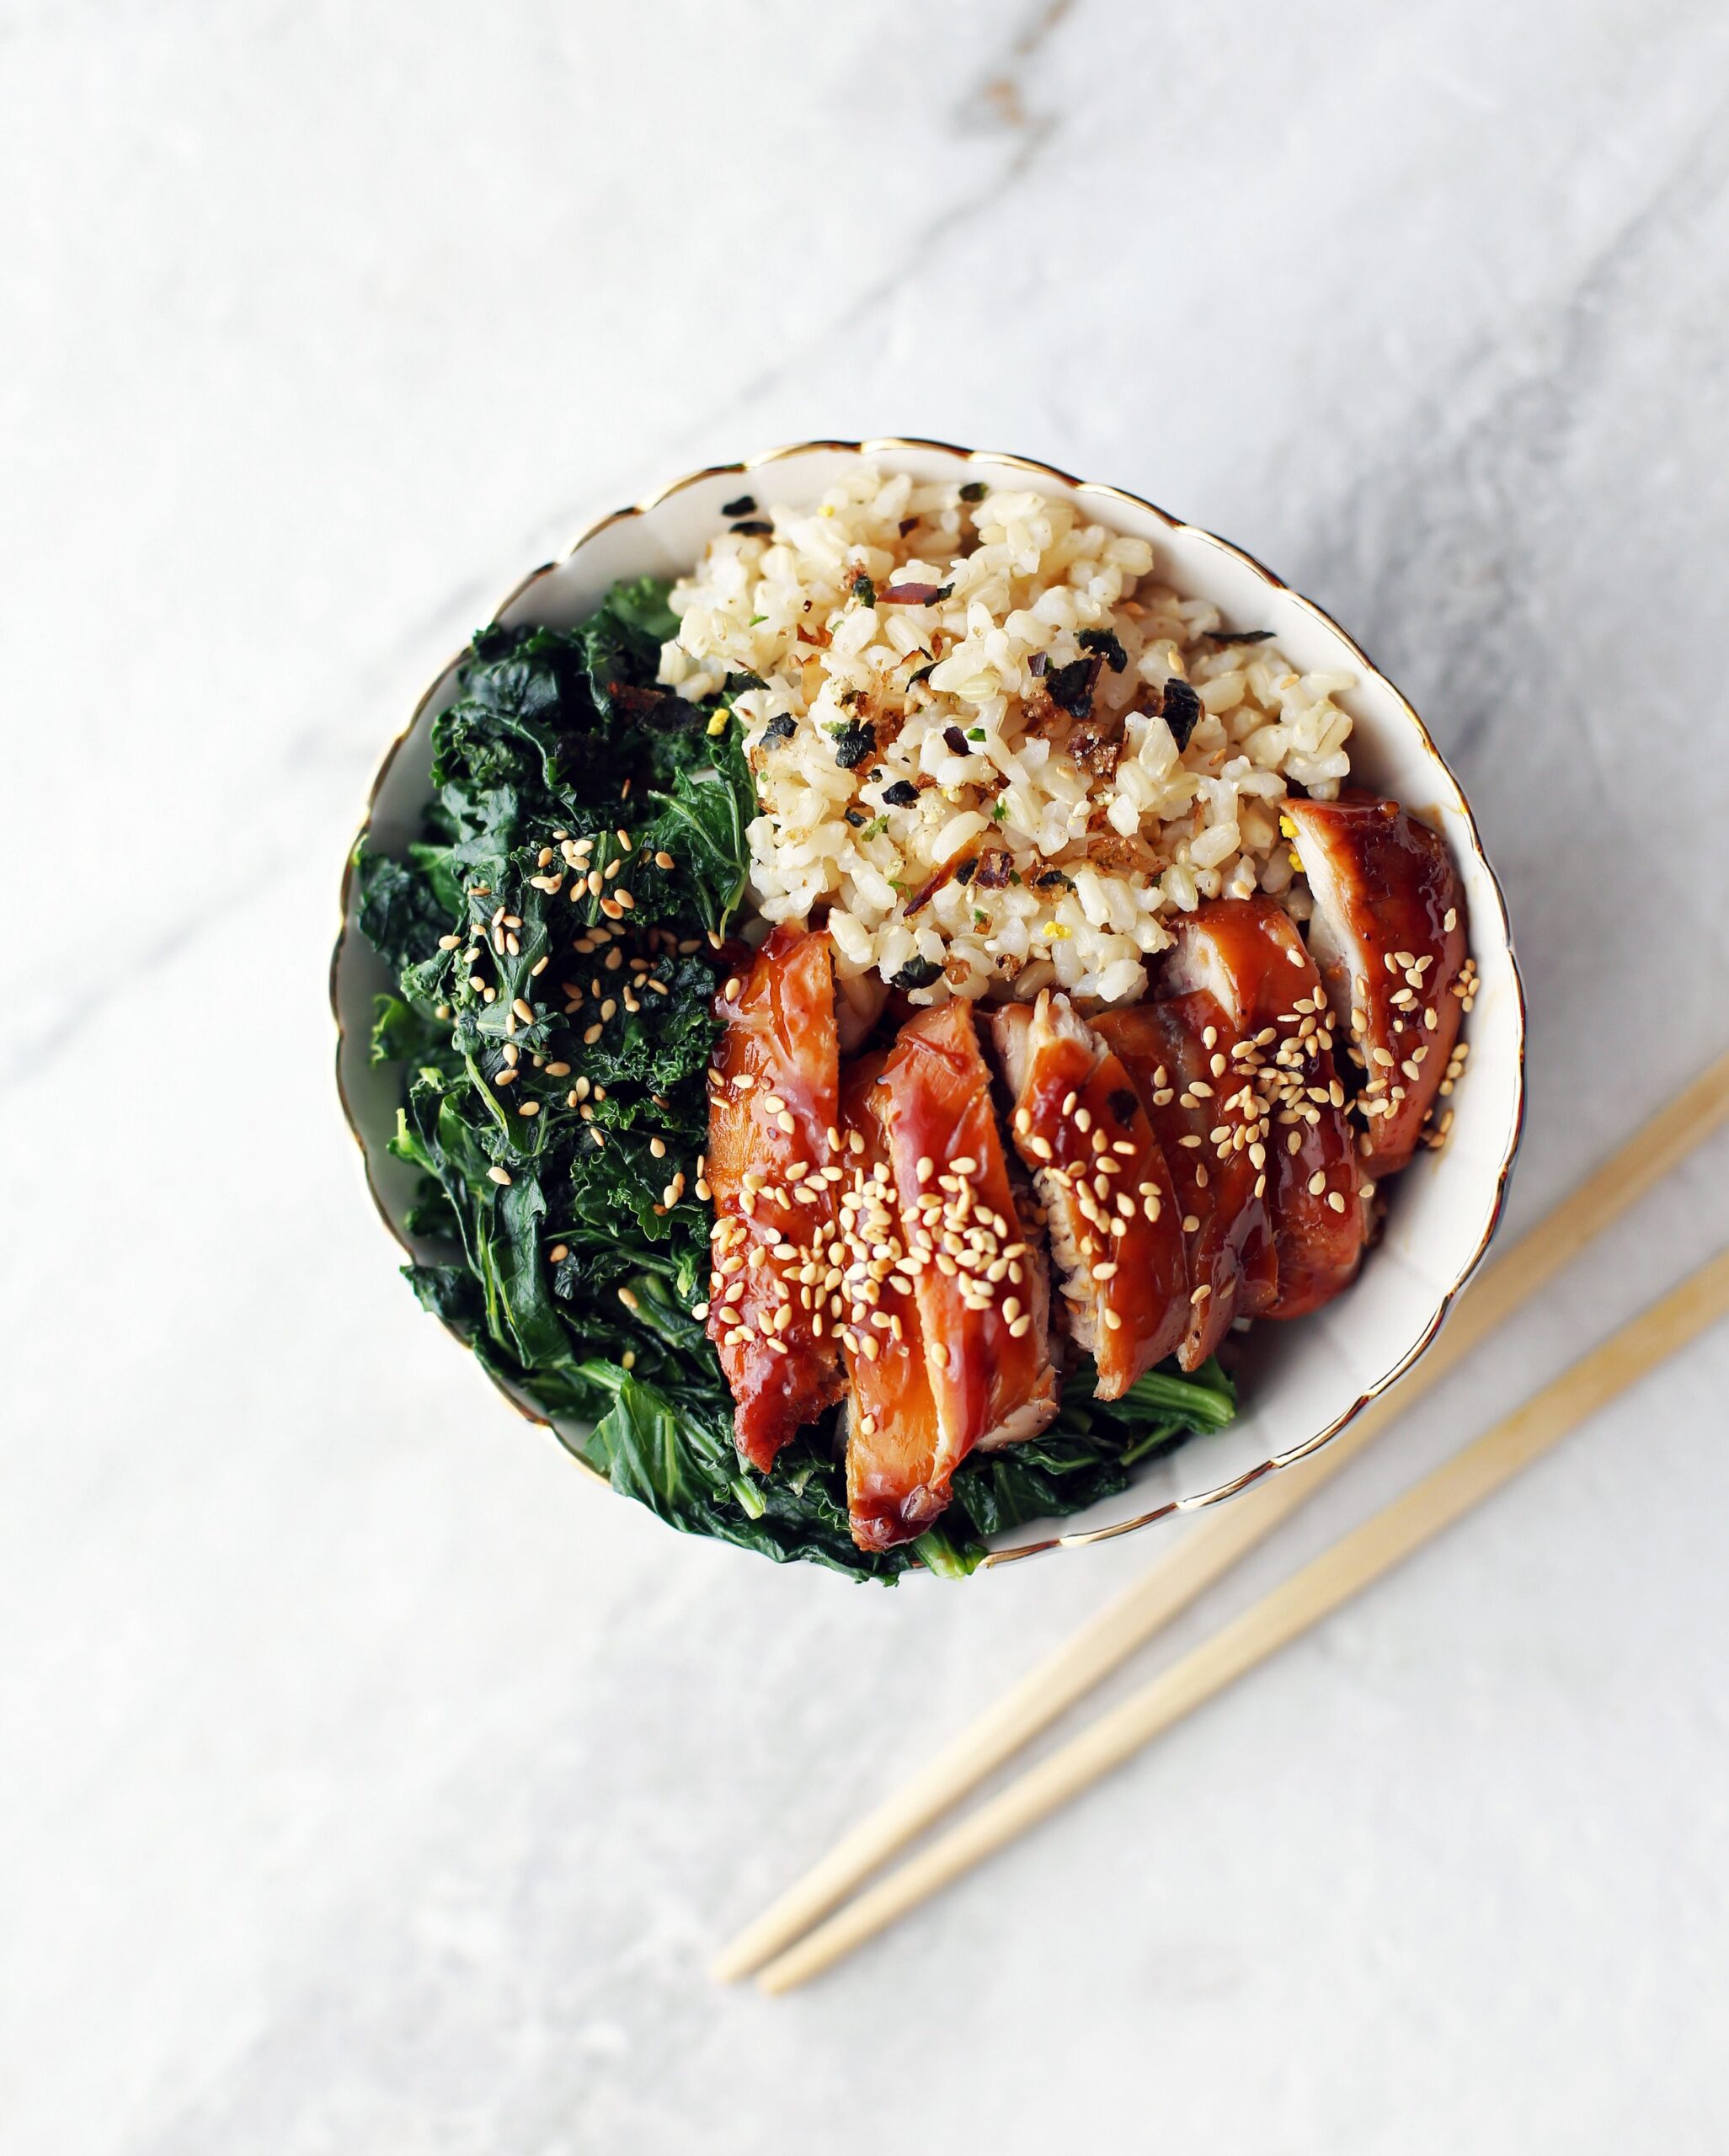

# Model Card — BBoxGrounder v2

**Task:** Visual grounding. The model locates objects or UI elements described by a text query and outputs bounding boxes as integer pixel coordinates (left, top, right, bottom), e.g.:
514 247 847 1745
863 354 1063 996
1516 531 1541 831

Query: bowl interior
334 440 1524 1563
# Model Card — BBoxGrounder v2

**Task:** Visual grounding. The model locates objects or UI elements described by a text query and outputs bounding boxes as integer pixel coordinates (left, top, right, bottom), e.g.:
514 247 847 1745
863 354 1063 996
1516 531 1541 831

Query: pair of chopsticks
716 1049 1729 1993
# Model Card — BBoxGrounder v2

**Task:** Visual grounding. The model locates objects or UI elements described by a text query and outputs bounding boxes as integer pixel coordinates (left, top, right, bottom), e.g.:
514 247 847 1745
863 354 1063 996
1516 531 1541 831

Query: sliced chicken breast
1164 897 1364 1320
1097 990 1277 1369
872 999 1059 1471
704 926 845 1471
834 1056 949 1552
1283 791 1469 1177
994 992 1188 1396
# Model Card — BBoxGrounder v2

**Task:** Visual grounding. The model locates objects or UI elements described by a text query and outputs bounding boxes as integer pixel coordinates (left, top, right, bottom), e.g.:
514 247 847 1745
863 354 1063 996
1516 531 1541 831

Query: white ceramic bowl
332 438 1526 1568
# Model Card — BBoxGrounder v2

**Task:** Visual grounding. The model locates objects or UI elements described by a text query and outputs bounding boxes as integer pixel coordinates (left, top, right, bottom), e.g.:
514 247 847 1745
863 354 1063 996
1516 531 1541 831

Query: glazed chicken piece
1164 897 1364 1320
704 926 845 1472
873 999 1059 1472
1097 991 1278 1369
1283 791 1469 1177
994 992 1188 1395
834 1056 947 1552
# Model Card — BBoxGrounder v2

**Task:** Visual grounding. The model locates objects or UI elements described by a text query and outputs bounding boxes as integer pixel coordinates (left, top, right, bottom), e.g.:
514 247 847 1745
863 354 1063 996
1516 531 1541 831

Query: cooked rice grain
659 467 1353 1010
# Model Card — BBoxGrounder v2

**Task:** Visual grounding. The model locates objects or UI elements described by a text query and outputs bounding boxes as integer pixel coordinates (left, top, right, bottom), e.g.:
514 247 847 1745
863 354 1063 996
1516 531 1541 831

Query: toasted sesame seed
1326 1192 1347 1214
1190 1283 1211 1305
1182 1214 1199 1234
724 976 742 1000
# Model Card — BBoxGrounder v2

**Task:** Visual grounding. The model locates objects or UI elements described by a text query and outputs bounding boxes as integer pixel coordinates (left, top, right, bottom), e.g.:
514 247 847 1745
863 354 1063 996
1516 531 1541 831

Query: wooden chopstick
713 1048 1729 1983
757 1243 1729 1992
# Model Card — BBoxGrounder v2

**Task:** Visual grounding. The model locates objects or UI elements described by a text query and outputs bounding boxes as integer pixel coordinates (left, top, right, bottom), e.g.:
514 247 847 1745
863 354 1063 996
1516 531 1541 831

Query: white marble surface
5 4 1729 2150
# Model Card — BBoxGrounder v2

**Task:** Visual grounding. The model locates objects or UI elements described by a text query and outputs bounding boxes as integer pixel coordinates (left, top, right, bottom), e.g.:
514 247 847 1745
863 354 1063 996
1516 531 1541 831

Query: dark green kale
949 1361 1236 1539
357 575 1240 1581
